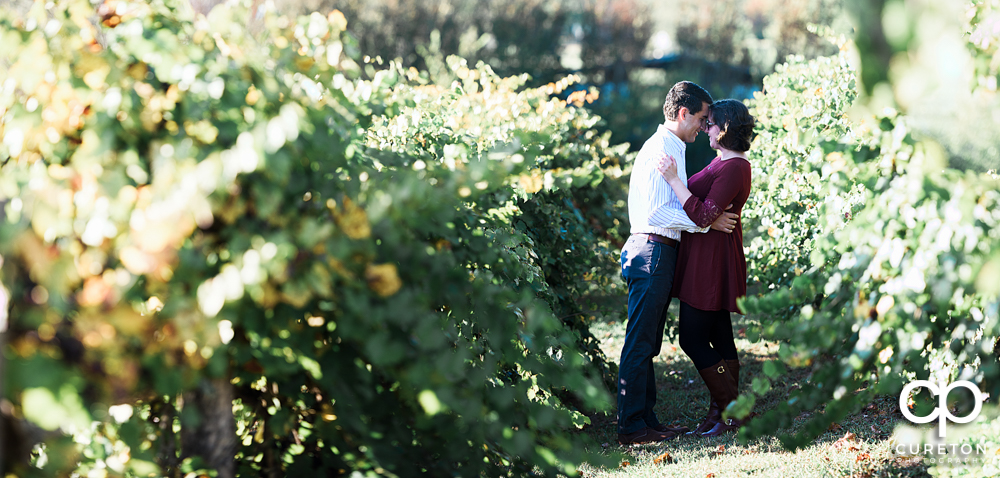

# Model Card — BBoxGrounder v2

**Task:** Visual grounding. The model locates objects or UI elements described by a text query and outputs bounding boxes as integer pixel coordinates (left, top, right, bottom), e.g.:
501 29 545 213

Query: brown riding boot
725 358 753 422
688 359 741 436
699 360 741 437
686 359 741 435
686 399 721 435
726 359 741 392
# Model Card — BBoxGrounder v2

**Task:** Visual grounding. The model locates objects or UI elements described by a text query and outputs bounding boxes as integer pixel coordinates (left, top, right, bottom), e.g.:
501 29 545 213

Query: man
617 81 737 445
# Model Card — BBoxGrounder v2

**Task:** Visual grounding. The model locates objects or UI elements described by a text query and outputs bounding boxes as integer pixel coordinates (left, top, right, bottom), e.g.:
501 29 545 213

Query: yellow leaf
254 422 265 443
327 9 347 31
519 173 543 194
831 432 861 451
366 263 401 297
567 90 587 107
653 451 672 464
246 86 261 106
331 197 371 239
76 54 110 90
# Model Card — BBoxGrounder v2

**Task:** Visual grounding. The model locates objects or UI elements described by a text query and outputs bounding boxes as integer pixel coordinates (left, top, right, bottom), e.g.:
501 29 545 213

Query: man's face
679 102 710 143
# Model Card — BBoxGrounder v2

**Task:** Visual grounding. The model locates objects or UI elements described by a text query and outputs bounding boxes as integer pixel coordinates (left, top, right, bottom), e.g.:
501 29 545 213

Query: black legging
678 301 738 370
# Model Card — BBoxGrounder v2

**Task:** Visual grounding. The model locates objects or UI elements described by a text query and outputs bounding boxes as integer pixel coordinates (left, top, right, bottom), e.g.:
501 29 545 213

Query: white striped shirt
628 124 709 240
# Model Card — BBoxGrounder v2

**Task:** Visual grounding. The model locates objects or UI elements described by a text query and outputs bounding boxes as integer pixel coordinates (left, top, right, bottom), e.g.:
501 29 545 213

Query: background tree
274 0 575 85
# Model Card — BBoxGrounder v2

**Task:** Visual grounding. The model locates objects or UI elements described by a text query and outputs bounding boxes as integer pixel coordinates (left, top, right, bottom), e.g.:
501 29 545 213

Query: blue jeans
617 235 678 434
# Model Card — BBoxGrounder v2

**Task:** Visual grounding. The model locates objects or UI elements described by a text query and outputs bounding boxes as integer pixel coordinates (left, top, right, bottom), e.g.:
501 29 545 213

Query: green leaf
21 385 91 432
751 376 772 395
763 360 786 378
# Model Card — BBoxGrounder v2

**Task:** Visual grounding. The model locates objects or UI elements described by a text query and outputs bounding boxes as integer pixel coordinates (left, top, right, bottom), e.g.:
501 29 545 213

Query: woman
656 99 754 437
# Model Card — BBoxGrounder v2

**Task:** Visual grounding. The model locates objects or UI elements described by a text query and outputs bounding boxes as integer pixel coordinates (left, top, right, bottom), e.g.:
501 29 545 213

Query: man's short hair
662 81 713 121
712 99 756 152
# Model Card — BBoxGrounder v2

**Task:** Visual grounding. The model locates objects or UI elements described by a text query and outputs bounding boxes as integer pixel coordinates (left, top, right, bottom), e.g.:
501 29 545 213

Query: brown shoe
703 416 742 436
700 358 747 436
687 400 721 436
617 427 678 445
698 360 741 437
653 423 691 434
688 360 740 436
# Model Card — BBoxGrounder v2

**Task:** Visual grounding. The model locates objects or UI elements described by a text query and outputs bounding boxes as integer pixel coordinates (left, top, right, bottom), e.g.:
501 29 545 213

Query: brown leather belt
633 233 678 248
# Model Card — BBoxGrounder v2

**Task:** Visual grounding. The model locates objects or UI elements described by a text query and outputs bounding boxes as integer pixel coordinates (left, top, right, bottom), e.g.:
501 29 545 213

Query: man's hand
711 204 739 233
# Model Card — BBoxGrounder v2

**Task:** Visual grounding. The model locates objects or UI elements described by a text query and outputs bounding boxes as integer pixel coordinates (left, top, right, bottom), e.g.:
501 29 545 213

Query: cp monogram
899 380 985 437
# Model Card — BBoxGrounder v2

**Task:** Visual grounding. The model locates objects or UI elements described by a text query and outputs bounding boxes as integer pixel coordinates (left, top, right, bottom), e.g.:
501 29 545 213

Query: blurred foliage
732 0 1000 449
575 0 651 80
274 0 650 89
673 0 846 78
0 0 631 476
886 0 1000 172
609 0 850 168
269 0 852 173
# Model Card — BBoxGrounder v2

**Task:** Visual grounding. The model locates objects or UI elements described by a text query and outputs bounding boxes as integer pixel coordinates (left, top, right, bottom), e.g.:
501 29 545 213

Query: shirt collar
657 124 685 149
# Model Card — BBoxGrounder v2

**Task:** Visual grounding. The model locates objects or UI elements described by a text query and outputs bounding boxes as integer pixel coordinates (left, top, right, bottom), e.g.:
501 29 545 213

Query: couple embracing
617 81 755 445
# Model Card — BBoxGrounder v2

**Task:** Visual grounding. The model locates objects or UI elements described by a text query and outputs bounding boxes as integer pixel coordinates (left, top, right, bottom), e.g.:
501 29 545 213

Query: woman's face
704 115 721 150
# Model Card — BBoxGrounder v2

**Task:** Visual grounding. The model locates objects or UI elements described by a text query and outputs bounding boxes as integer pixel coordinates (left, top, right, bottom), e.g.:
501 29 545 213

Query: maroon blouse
672 156 752 313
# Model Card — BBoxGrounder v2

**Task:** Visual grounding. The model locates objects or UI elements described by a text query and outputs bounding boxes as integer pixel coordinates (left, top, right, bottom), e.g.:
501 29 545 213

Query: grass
575 298 933 478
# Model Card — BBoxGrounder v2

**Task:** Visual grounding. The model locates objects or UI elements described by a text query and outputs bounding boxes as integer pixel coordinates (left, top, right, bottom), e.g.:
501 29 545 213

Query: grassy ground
576 299 932 478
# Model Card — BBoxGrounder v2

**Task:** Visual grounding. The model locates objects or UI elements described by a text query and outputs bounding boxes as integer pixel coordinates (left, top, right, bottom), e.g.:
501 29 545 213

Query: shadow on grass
578 305 932 478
